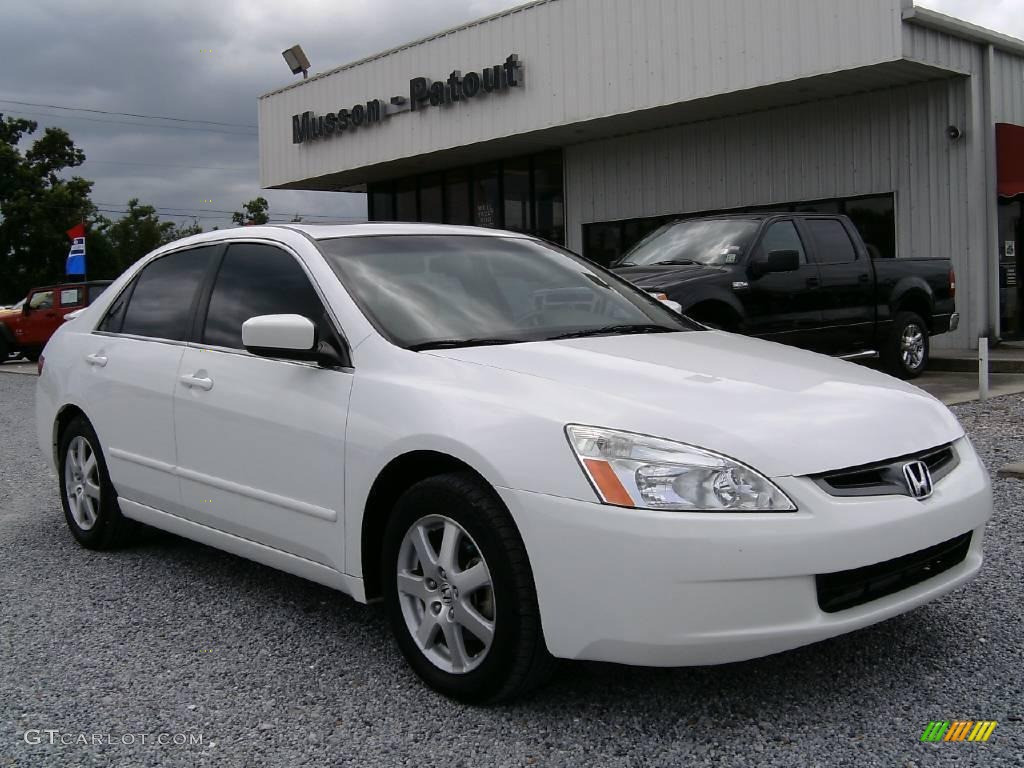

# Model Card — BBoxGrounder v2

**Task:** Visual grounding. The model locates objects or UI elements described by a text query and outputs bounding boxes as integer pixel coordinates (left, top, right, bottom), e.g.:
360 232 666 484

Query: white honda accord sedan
37 224 992 702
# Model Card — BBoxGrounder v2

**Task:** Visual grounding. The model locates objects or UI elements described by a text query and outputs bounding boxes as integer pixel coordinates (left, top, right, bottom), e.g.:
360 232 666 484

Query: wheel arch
683 297 745 331
360 450 504 601
53 403 89 467
891 283 935 332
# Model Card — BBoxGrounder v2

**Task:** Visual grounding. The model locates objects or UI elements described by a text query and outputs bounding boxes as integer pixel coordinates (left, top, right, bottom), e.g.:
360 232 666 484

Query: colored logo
920 721 997 742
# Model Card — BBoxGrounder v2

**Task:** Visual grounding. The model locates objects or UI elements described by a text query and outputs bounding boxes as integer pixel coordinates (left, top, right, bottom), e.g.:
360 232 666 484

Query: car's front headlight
565 425 796 512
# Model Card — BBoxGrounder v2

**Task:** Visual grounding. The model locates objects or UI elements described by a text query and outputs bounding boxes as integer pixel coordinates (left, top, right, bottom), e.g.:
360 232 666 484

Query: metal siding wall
259 0 903 188
993 50 1024 124
565 80 973 348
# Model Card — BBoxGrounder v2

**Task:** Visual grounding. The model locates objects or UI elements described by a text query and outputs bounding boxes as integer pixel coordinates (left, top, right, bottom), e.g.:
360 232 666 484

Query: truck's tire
58 415 139 549
382 472 556 703
0 336 8 362
884 311 930 379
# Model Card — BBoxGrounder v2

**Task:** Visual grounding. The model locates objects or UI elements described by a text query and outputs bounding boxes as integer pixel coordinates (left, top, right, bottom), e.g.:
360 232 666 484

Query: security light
282 45 311 79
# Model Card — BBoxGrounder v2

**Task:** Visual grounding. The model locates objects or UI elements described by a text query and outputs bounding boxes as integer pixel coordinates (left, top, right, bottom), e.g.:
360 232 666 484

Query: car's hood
426 331 963 477
614 263 724 289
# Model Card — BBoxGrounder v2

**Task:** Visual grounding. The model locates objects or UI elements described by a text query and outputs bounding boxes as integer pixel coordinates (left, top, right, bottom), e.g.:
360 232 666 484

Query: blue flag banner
66 236 86 276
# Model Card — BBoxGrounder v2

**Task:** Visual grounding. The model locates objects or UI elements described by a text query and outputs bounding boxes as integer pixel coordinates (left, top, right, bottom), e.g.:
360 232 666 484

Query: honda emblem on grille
903 461 934 499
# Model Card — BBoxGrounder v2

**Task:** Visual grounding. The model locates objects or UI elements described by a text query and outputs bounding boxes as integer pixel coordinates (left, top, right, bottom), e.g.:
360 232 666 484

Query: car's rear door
84 245 219 513
798 217 876 353
172 240 352 570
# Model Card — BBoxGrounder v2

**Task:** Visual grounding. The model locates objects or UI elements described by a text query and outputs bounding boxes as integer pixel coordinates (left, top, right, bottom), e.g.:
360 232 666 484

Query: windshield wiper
407 338 526 351
650 259 699 266
544 324 677 341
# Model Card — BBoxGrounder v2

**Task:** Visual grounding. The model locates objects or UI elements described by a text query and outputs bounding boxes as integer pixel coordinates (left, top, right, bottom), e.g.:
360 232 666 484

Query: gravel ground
1 372 1022 768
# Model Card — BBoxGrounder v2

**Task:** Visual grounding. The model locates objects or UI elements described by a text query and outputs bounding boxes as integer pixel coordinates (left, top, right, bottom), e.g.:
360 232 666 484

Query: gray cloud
2 0 1019 230
0 0 519 228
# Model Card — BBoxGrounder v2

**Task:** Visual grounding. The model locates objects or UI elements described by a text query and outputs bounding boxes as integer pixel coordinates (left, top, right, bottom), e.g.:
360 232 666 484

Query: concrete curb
998 463 1024 479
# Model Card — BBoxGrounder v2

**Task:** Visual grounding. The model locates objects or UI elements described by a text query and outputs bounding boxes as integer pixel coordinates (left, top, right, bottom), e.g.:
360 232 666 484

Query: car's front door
85 246 218 513
172 241 352 570
19 288 61 347
737 219 823 349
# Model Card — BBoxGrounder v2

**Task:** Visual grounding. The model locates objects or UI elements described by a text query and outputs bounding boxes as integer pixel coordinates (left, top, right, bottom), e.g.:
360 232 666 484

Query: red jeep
0 281 112 362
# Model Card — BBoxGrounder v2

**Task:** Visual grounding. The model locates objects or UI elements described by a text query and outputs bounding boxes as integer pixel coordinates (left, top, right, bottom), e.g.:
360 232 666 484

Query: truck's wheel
884 311 929 379
382 472 556 703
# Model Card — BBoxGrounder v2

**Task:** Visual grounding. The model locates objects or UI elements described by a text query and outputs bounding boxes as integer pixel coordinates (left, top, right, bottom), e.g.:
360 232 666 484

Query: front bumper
499 436 991 666
933 312 959 335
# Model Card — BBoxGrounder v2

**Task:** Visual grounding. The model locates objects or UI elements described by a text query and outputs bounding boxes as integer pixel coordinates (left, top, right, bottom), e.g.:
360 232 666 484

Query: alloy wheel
64 435 101 531
900 323 925 370
396 514 496 674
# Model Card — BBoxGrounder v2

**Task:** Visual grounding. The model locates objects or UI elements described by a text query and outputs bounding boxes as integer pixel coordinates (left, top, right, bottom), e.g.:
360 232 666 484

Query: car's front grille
815 532 972 613
812 443 959 498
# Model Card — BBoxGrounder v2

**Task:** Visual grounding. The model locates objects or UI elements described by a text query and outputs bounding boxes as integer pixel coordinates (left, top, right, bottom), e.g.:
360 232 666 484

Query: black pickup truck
613 213 958 378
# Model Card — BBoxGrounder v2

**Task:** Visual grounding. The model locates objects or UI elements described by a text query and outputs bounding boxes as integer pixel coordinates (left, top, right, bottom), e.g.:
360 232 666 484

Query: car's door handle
85 353 108 368
179 374 214 391
858 274 870 283
806 277 820 287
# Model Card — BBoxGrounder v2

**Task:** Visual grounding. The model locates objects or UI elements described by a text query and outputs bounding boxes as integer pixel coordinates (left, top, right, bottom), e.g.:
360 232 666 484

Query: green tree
162 219 203 244
0 114 94 302
90 199 176 280
232 196 269 226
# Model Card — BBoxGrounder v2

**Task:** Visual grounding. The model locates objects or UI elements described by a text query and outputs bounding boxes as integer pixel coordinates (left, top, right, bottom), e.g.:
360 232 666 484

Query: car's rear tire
883 311 929 379
0 336 9 362
58 415 138 549
381 472 556 703
21 349 40 362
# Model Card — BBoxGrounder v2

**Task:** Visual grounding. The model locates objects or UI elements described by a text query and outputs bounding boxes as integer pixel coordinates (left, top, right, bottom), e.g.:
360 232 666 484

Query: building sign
291 54 522 145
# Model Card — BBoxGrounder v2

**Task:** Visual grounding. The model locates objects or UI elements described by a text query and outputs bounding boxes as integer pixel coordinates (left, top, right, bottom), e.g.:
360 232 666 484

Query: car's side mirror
242 314 345 367
751 250 801 278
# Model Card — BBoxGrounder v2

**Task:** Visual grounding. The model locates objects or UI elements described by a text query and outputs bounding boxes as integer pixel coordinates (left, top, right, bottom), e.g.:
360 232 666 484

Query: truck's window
28 290 54 309
806 219 858 265
201 243 326 350
759 221 808 264
112 246 215 340
59 288 82 307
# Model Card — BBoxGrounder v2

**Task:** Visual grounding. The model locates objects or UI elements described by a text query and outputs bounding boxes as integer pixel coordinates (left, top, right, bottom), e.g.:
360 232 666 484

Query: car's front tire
58 415 138 549
381 472 555 703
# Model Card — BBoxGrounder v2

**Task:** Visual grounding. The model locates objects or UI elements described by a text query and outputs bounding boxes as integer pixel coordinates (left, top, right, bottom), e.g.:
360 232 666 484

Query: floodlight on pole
282 45 311 79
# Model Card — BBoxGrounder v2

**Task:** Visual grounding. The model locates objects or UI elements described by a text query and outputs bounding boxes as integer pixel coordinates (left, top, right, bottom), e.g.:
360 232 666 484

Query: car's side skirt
118 498 367 603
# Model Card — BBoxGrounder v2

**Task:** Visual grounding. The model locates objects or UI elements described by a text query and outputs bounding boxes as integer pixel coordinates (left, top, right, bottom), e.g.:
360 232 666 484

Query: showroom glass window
419 173 444 224
202 243 325 350
473 163 501 228
106 246 215 339
503 156 532 233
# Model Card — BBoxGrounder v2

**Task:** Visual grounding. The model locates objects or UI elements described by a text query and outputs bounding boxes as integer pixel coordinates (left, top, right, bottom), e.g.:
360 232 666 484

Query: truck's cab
0 281 112 362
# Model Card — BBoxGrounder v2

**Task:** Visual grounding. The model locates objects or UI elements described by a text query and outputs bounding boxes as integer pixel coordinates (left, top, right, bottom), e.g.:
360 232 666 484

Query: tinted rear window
117 247 215 340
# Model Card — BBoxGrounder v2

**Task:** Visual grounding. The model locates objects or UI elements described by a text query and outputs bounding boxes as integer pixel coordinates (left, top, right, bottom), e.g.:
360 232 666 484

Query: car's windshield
318 234 696 350
616 218 761 267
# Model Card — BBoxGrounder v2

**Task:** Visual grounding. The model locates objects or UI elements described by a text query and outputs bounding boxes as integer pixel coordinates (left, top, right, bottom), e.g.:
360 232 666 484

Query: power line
82 159 257 172
0 98 256 129
2 109 256 136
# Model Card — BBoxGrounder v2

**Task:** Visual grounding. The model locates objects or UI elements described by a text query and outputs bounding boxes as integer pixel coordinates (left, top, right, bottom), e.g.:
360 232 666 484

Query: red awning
997 123 1024 197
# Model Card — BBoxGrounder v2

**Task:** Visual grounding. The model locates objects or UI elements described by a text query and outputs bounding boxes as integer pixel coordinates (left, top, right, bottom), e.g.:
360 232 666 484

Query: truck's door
798 217 875 353
740 218 823 349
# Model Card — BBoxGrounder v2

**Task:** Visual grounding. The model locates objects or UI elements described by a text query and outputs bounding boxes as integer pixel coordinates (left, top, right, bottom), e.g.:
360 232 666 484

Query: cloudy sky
1 0 1020 230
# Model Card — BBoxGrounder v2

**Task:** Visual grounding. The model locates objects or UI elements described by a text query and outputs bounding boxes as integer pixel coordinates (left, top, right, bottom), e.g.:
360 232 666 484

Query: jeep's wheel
382 472 555 703
58 416 138 549
0 336 9 362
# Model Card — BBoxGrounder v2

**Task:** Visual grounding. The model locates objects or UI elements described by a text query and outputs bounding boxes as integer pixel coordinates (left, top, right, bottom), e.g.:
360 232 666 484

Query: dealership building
258 0 1024 349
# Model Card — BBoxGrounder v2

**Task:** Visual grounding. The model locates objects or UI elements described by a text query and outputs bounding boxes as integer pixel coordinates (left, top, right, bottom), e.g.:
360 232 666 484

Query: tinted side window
806 219 858 265
759 221 808 265
87 285 109 305
117 247 214 339
202 243 325 350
